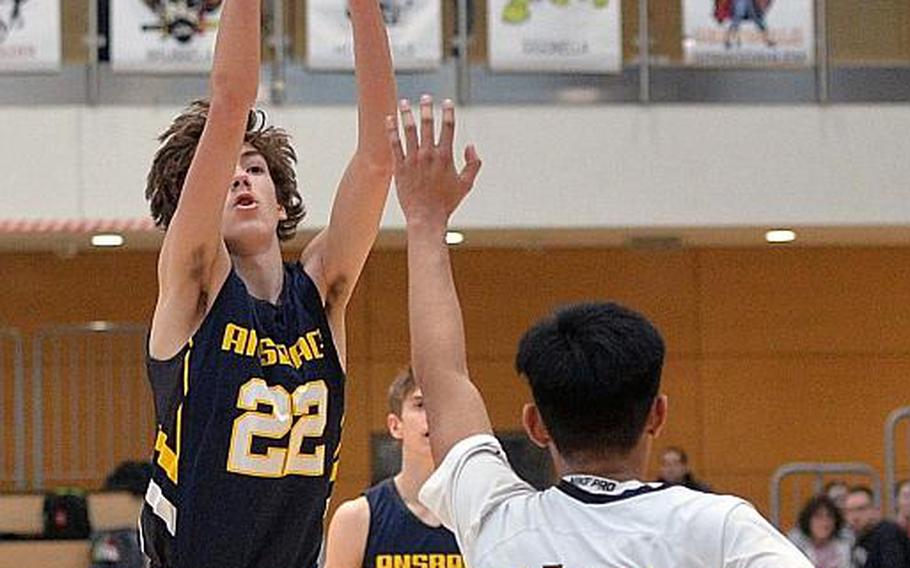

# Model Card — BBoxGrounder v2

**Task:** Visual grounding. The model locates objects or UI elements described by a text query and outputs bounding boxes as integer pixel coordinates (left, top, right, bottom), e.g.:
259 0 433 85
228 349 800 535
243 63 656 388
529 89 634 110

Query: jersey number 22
227 378 329 478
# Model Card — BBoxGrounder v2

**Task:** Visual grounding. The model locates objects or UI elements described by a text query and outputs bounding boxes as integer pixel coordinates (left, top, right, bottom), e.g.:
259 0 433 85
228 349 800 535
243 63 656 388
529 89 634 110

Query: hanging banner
488 0 622 74
110 0 222 73
307 0 442 71
0 0 61 72
683 0 815 65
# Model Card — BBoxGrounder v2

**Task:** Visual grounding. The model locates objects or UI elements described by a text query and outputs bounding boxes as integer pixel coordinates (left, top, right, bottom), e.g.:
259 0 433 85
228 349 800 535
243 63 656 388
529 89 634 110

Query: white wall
1 104 909 229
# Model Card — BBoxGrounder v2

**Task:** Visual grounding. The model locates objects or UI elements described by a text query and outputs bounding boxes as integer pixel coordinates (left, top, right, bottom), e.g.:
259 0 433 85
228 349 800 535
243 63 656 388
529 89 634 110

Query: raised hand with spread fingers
387 96 482 231
386 95 492 466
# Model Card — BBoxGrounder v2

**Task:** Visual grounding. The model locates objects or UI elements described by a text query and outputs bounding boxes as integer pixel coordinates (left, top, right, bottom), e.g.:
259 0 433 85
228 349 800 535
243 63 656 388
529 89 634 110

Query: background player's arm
149 0 260 360
323 497 370 568
301 0 397 349
390 98 491 464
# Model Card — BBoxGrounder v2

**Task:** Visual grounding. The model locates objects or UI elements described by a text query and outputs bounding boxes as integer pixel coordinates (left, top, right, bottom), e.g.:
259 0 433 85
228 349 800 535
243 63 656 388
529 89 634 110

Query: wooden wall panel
0 252 157 332
0 541 91 568
700 356 910 475
342 259 374 365
645 358 704 477
331 359 373 510
0 345 20 490
3 245 910 522
699 248 910 356
361 250 408 363
366 249 701 364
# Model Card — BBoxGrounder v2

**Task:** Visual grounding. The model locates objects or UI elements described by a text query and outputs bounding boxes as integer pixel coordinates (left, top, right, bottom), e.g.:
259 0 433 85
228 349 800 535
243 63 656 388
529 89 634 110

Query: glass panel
63 0 90 64
829 0 910 65
828 0 910 102
649 0 683 64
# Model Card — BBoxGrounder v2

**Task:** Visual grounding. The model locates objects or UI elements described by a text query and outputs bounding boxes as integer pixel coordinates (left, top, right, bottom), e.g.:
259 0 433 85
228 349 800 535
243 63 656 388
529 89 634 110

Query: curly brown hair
145 99 305 241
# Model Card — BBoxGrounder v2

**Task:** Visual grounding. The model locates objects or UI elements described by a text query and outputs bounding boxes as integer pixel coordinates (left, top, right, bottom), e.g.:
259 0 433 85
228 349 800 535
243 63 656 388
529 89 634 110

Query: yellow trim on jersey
154 342 192 484
154 428 179 484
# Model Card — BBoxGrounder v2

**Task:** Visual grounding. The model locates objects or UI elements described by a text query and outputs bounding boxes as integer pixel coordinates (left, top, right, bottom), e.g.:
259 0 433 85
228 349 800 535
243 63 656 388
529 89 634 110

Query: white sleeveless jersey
420 434 812 568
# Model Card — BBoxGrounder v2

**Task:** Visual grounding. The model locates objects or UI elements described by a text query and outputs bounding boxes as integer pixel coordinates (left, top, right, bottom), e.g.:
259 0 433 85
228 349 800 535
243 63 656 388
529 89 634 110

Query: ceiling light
445 231 465 246
91 234 124 247
87 321 113 332
765 229 796 244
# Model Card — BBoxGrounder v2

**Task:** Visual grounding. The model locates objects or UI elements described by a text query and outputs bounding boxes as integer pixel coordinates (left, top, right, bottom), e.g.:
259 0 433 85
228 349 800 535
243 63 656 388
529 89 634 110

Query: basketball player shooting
139 0 396 566
388 97 813 567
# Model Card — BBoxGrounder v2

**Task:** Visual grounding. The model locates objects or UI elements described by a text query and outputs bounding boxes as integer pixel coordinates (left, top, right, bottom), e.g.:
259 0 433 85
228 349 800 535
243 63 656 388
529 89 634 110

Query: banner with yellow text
488 0 622 73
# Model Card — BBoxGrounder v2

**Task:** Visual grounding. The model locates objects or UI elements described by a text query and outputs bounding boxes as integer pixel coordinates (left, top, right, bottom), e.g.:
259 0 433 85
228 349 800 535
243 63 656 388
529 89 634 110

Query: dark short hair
661 446 688 464
387 368 417 417
848 485 875 502
515 302 665 458
798 495 844 538
146 100 304 241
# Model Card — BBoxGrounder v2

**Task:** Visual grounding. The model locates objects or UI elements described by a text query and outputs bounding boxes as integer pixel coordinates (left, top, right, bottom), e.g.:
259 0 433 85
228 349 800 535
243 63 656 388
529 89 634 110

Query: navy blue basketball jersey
140 262 345 568
363 478 463 568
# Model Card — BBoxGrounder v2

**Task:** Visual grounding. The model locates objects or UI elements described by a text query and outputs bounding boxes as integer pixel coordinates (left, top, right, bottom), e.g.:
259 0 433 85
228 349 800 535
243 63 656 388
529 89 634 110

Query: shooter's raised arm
301 0 398 344
149 0 261 360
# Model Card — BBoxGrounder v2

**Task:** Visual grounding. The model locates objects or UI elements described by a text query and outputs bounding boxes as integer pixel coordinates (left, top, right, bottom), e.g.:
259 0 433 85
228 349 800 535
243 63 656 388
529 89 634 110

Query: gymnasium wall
3 105 910 230
2 244 909 520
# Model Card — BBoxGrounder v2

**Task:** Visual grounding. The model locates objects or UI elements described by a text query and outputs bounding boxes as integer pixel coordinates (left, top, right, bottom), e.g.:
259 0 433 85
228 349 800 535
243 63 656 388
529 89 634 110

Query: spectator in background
657 447 711 492
895 480 910 538
825 481 849 512
844 485 910 568
787 495 852 568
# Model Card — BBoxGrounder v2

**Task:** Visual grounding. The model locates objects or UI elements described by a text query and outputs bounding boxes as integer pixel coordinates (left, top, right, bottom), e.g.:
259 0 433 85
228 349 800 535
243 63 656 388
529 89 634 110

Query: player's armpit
299 0 395 314
151 236 231 361
324 497 370 568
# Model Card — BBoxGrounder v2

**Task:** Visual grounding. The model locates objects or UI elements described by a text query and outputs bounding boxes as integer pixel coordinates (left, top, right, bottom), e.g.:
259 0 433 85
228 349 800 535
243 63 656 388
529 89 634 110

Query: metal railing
0 328 26 490
884 406 910 518
770 462 882 528
32 323 151 489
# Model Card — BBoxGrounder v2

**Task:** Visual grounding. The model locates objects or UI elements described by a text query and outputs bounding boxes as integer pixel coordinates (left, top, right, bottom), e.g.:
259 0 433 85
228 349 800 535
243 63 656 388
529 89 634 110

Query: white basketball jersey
420 434 812 568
